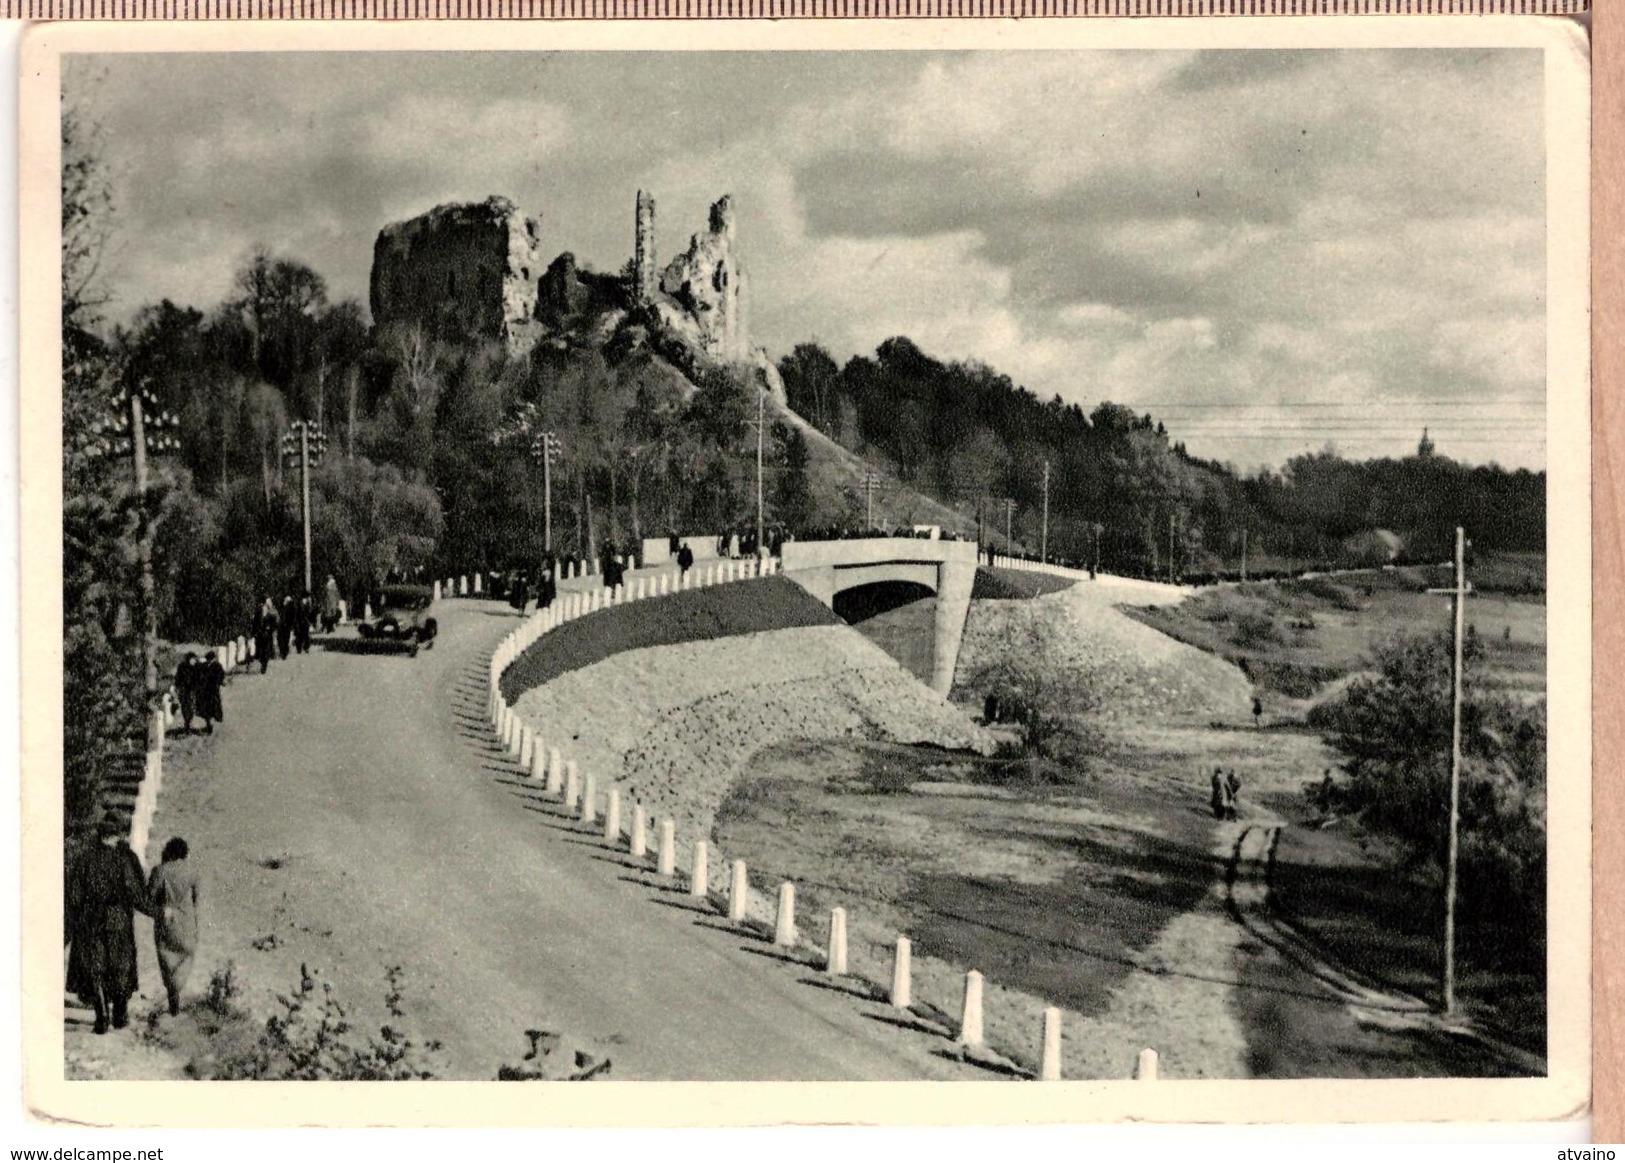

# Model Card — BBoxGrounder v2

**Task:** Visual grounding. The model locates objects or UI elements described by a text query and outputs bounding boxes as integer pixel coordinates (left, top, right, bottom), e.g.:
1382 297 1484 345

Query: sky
69 48 1548 471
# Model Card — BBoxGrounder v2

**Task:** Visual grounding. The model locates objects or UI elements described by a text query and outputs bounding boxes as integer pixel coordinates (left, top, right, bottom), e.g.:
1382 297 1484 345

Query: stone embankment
513 625 994 861
955 572 1254 722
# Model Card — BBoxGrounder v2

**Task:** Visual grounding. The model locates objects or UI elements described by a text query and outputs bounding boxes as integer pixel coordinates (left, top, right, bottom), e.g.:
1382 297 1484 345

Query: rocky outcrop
655 195 746 363
370 196 544 354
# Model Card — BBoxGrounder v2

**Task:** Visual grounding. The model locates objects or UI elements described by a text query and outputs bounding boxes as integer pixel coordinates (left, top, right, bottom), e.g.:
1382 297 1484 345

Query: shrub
1231 611 1282 649
193 965 443 1081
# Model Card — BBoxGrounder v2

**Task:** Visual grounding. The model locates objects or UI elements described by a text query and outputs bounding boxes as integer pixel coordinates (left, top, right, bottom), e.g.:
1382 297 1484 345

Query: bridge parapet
779 538 979 696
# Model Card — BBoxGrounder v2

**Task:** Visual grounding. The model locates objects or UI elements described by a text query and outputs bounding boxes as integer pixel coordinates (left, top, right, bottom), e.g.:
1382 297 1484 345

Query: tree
964 616 1102 767
310 458 444 601
771 422 814 531
1312 631 1546 939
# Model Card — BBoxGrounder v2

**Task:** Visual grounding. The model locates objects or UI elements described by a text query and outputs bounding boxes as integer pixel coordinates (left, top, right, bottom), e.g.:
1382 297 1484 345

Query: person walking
537 564 556 610
1225 770 1242 820
1251 696 1264 729
320 574 341 634
173 652 199 734
196 650 226 734
65 817 152 1035
277 595 296 660
146 837 201 1018
255 598 278 674
1209 766 1229 821
294 592 314 655
677 543 694 577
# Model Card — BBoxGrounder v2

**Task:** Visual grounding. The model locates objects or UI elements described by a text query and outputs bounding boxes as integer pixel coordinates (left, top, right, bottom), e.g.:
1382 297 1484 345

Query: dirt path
125 598 985 1081
1225 822 1545 1074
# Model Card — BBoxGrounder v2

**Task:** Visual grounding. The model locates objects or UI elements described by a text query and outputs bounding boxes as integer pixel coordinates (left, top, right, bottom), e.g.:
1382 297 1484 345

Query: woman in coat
147 837 201 1017
65 817 152 1034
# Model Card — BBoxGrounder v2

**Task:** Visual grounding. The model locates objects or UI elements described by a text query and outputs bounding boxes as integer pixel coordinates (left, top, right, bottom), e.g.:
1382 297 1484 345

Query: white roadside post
603 789 621 844
689 841 709 900
728 860 749 922
1039 1008 1063 1081
890 937 912 1009
774 882 796 947
529 742 547 781
1135 1048 1159 1081
564 760 580 808
658 820 676 876
580 772 598 824
826 908 848 976
630 805 648 860
958 970 985 1048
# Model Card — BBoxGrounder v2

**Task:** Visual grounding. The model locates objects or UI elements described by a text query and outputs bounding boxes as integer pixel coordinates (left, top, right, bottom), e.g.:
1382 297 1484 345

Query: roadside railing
483 547 1159 1082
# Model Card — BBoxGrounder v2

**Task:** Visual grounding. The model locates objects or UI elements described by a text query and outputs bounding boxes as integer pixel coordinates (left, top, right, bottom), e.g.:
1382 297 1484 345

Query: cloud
72 47 1546 469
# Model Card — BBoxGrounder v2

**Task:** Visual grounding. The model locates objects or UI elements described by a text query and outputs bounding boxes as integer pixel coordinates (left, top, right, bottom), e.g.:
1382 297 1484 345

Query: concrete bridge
779 537 979 696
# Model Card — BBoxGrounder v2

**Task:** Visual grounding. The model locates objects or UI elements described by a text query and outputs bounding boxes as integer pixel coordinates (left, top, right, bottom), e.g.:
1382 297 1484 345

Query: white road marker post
658 820 676 876
564 760 580 809
689 841 709 900
580 772 598 824
958 971 985 1048
1039 1007 1063 1081
1134 1048 1159 1081
728 860 749 922
604 788 621 844
630 805 648 860
774 883 796 947
547 749 563 795
529 743 547 782
826 908 848 975
891 937 912 1009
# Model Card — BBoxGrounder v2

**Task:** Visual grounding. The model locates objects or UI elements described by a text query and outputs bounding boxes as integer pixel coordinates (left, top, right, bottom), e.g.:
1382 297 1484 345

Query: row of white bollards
481 547 1153 1083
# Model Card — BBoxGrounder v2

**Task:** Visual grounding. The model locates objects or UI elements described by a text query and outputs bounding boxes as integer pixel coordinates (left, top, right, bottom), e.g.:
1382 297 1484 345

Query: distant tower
634 190 657 302
1418 427 1436 458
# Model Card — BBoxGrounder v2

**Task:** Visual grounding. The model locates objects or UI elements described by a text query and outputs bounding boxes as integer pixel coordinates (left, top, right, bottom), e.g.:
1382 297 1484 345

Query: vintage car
355 584 439 656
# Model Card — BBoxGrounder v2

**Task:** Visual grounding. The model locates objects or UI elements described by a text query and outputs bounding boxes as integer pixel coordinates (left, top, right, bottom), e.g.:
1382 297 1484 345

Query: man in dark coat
537 564 557 610
66 818 152 1034
676 543 694 576
1209 766 1229 821
255 598 277 673
196 651 226 734
277 595 296 660
1225 770 1242 820
173 653 198 734
294 593 314 654
510 572 530 614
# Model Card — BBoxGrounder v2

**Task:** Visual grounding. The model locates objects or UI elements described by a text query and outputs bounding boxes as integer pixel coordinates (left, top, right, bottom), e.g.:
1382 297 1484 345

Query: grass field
1124 561 1546 703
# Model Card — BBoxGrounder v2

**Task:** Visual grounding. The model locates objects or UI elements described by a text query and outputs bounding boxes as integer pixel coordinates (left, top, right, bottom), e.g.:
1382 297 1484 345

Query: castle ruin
369 195 545 353
634 190 658 303
369 189 758 375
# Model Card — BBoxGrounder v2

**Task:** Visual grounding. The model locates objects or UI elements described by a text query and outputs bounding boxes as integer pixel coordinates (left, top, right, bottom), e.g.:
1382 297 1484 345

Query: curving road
144 592 986 1081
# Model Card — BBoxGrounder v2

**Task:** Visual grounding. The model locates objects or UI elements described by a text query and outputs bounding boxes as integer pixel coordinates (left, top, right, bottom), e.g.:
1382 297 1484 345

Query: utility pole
540 431 561 556
281 420 327 594
1092 522 1104 577
1240 528 1249 583
1168 513 1177 585
1004 498 1016 552
755 387 765 554
1040 461 1051 564
1428 527 1470 1015
92 374 179 748
863 470 882 530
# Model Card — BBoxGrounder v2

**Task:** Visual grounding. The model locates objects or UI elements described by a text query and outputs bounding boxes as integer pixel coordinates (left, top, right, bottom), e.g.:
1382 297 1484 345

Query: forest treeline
777 339 1545 577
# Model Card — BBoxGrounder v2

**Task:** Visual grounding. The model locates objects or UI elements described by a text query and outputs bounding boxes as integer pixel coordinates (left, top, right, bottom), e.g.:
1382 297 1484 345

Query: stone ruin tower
655 193 747 361
633 190 658 303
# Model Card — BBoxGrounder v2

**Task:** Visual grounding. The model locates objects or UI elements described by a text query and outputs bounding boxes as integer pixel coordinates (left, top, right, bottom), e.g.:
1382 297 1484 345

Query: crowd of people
65 822 200 1035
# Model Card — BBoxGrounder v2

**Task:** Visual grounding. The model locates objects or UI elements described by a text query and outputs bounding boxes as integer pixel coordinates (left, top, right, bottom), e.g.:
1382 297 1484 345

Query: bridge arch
779 537 978 696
